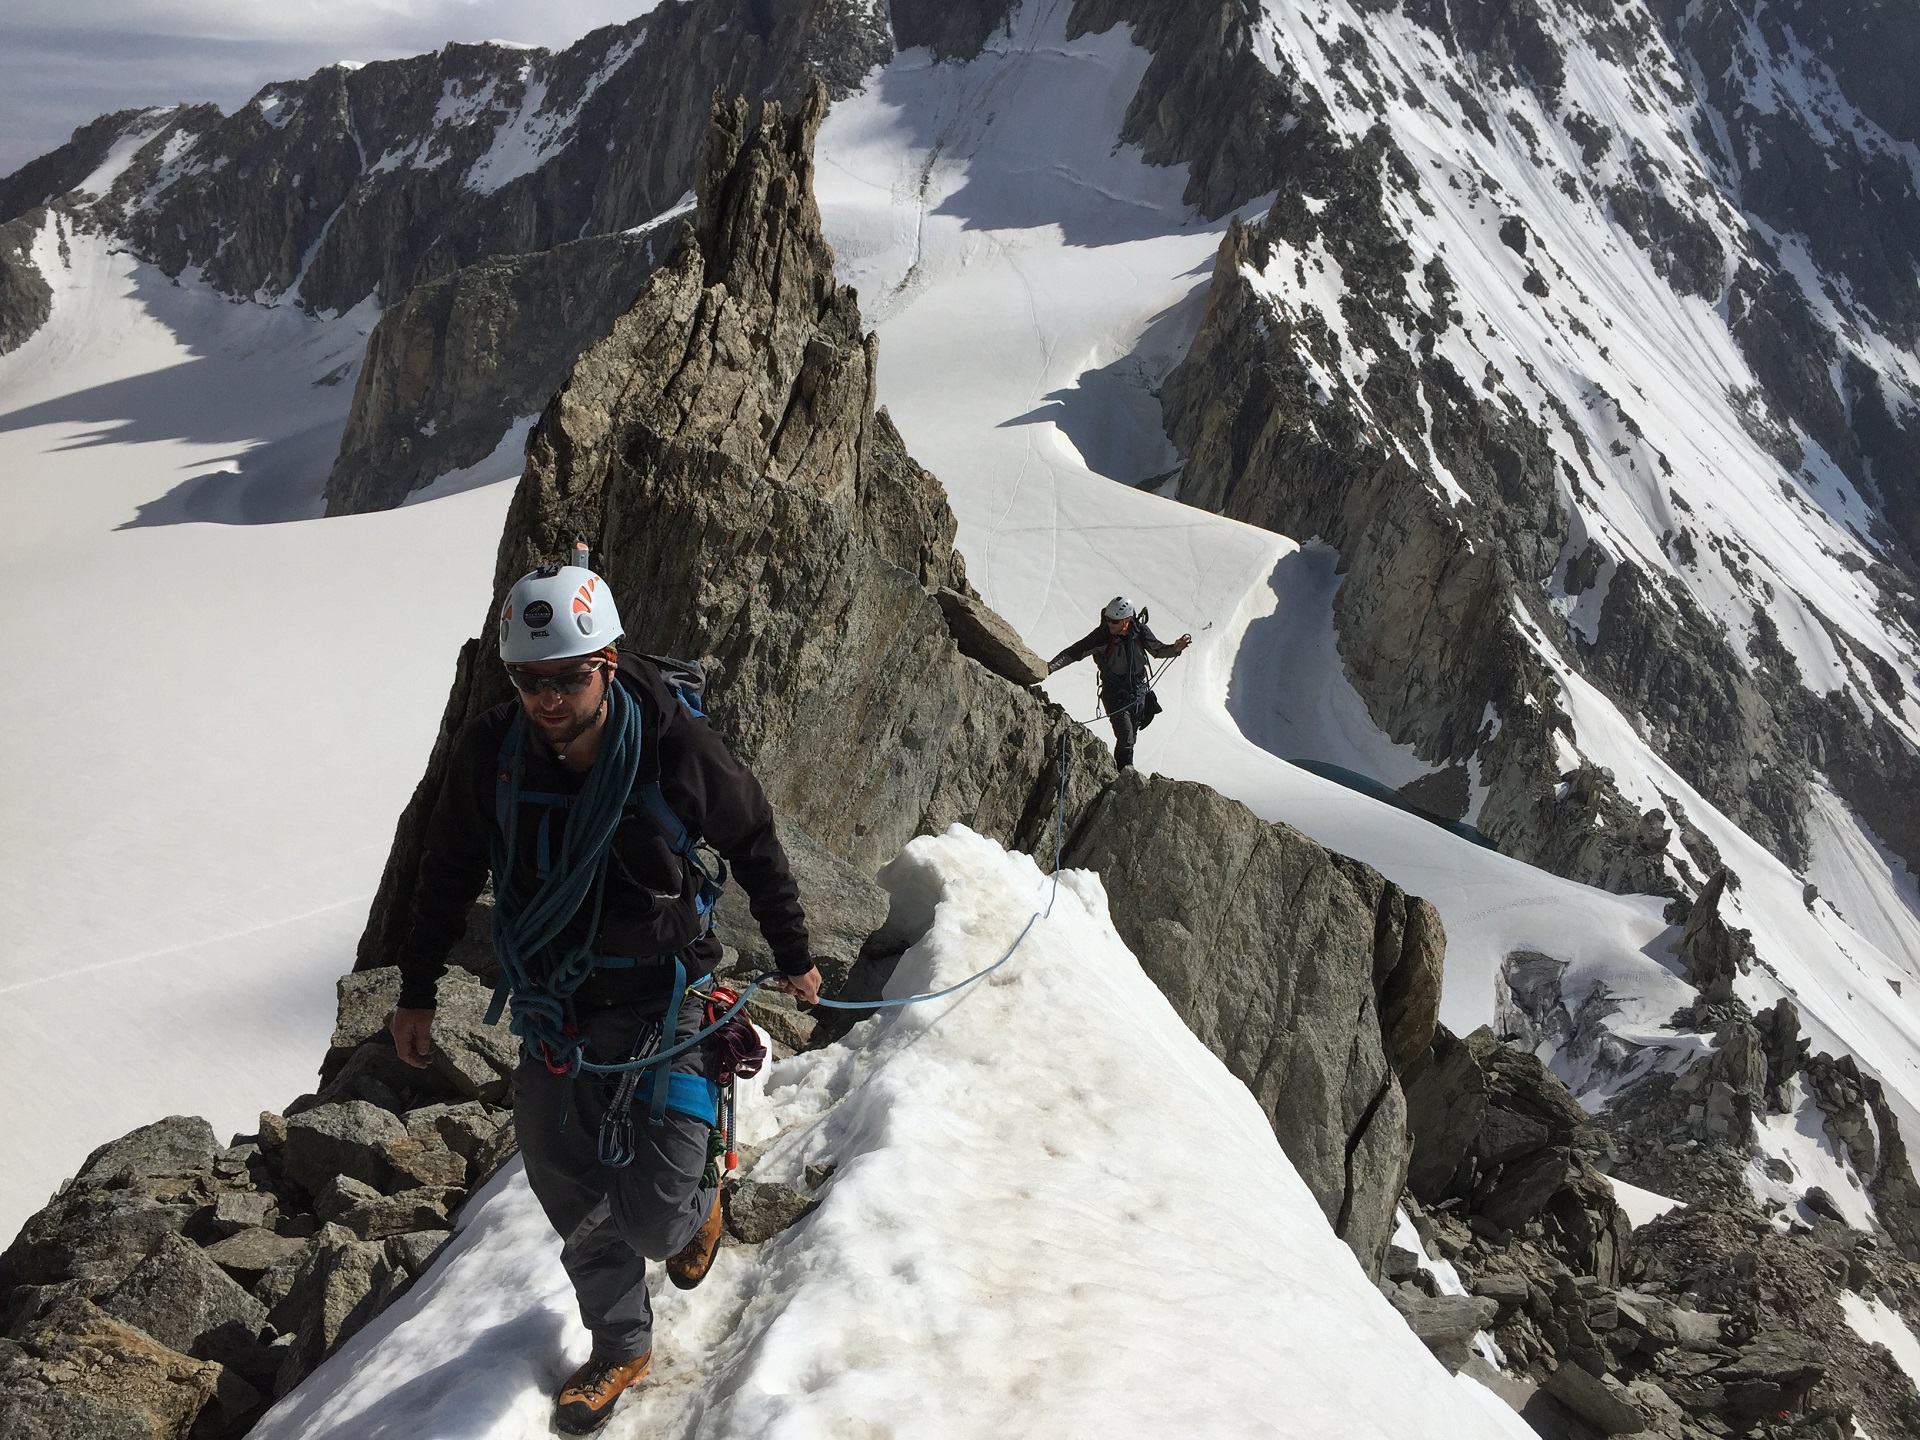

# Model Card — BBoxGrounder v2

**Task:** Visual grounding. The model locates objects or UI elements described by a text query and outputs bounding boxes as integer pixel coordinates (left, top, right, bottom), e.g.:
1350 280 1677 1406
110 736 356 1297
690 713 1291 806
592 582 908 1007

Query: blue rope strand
572 728 1076 1076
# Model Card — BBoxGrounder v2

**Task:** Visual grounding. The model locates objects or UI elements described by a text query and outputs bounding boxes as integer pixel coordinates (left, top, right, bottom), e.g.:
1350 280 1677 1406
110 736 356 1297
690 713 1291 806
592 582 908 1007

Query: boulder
384 1231 452 1278
934 587 1050 686
280 1103 407 1197
337 1191 455 1243
1402 1025 1488 1203
1714 1329 1824 1418
200 1229 309 1289
325 968 519 1105
73 1117 219 1188
208 1191 279 1239
380 1134 468 1193
0 1189 202 1296
312 1176 383 1223
1541 1360 1648 1434
1613 1290 1725 1353
1390 1290 1499 1372
724 1181 819 1245
1479 1151 1581 1239
1469 1271 1532 1319
268 1231 404 1397
97 1234 267 1376
0 1295 224 1440
403 1102 505 1157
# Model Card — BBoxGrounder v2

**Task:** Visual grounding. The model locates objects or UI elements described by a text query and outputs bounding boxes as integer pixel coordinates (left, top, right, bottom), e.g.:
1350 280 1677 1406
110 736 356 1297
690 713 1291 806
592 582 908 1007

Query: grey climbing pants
1109 702 1138 768
514 993 717 1361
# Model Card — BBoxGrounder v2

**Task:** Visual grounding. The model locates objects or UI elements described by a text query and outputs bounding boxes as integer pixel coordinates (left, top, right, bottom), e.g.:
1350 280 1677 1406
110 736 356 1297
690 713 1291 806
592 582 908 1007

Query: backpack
627 653 728 916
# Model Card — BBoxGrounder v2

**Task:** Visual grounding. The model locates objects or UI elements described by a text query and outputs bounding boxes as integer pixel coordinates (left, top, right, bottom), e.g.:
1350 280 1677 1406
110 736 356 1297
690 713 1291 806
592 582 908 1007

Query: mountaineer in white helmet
1047 596 1190 770
388 555 820 1434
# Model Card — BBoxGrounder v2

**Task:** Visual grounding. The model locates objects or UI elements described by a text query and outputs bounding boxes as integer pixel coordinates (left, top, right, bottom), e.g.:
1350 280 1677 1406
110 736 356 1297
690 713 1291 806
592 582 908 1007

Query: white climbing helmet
498 563 624 664
1102 595 1135 622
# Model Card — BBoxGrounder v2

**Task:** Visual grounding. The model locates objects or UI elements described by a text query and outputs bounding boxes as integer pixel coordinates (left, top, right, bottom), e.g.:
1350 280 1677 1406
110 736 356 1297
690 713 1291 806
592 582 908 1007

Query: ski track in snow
1 0 1918 1416
252 829 1517 1439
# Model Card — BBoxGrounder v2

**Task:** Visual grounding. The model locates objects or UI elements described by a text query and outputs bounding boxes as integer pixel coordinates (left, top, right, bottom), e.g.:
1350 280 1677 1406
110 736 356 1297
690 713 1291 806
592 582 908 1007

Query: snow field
1839 1293 1920 1395
0 223 512 1237
253 827 1516 1439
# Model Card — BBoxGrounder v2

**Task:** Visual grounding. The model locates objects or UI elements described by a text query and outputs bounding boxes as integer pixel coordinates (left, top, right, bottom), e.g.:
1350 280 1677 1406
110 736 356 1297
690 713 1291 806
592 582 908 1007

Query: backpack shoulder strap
636 780 693 855
494 710 526 840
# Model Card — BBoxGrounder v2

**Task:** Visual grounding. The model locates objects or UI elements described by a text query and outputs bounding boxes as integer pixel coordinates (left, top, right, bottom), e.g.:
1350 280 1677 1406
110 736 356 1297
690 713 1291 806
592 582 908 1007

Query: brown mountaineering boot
665 1186 724 1290
554 1350 651 1434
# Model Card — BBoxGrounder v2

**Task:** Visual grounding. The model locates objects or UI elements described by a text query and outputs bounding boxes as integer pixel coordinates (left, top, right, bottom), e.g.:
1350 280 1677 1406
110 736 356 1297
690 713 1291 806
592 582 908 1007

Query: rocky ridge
0 2 888 324
1138 0 1920 903
0 85 1454 1438
1386 967 1920 1439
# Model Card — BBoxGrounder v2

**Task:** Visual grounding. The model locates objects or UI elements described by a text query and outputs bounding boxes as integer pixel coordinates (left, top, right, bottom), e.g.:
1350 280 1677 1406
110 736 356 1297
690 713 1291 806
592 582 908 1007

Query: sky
0 2 657 177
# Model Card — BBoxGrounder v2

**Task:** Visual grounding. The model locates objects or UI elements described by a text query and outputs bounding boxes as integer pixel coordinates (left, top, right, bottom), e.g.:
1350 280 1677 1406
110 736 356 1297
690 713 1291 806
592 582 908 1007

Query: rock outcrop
0 212 51 358
1063 772 1444 1264
1154 38 1920 896
1396 1017 1920 1439
0 2 887 321
322 226 673 513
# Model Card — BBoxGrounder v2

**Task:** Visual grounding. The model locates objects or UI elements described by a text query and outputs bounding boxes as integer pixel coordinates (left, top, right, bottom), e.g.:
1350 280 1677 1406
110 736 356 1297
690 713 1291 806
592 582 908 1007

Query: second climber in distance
1047 596 1190 770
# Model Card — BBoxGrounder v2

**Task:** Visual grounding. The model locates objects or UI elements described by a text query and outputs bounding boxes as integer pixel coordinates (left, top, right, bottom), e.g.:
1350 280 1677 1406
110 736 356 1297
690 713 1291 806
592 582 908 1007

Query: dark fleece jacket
1047 617 1181 700
396 652 809 1010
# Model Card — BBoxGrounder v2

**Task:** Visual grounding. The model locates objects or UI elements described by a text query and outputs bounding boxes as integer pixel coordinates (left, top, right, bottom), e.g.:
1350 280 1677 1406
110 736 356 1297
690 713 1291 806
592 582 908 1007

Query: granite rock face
1062 770 1443 1271
323 227 673 513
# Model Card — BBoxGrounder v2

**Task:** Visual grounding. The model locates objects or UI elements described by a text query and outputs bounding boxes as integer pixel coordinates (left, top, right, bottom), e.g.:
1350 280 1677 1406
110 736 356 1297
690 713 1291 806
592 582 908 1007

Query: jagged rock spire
500 77 873 590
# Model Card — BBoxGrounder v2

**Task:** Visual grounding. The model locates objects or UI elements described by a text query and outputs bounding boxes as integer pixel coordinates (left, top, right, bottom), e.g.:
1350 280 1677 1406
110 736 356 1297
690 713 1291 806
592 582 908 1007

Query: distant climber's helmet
499 563 624 664
1102 596 1135 622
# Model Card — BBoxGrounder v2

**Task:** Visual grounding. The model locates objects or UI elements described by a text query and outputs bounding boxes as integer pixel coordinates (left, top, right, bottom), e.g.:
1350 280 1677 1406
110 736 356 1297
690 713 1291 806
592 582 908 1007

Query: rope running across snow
568 727 1074 1077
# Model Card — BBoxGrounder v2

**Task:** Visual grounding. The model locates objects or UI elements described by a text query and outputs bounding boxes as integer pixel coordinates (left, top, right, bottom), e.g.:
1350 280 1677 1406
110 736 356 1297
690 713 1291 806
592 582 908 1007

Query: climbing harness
1083 649 1187 724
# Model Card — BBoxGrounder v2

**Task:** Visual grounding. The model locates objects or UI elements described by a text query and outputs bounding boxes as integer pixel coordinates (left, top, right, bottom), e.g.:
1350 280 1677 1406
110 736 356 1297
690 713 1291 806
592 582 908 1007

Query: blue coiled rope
487 680 645 1074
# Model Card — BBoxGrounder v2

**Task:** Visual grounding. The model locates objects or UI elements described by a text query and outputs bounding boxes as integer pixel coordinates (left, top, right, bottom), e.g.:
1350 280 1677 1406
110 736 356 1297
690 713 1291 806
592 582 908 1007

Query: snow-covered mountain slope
0 225 510 1237
248 828 1526 1440
3 0 1914 1257
808 4 1920 1150
4 3 1920 1430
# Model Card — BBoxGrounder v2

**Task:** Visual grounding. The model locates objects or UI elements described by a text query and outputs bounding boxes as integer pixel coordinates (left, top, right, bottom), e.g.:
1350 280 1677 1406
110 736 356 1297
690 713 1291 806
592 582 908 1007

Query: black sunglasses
506 660 607 696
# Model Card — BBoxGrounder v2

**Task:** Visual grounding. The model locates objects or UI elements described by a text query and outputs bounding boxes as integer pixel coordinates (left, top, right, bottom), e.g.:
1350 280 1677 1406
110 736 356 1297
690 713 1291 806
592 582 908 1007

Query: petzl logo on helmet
523 600 554 628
